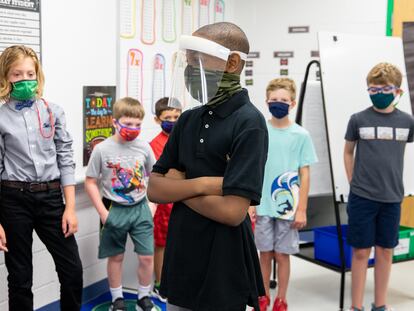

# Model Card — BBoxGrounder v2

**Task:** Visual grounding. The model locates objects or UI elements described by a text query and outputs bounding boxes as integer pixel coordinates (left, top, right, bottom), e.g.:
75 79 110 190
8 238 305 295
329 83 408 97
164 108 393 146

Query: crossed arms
147 169 250 227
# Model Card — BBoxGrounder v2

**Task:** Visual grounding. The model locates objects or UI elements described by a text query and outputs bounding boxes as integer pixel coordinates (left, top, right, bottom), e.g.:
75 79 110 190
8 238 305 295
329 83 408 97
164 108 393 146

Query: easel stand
295 60 347 311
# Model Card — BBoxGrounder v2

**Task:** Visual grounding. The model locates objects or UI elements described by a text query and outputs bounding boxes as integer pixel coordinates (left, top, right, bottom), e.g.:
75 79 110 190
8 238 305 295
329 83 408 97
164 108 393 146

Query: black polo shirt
152 89 268 311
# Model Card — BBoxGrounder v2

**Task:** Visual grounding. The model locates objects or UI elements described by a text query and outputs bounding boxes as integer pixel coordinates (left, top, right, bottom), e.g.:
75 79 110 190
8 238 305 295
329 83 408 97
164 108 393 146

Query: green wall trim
387 0 394 36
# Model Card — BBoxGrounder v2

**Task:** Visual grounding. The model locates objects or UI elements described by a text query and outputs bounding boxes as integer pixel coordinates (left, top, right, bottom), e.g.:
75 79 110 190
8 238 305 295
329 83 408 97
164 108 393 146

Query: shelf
295 244 414 273
295 244 348 273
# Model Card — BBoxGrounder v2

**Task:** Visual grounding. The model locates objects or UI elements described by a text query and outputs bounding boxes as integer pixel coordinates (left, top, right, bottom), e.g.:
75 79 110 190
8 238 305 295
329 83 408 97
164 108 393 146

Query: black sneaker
151 285 167 303
110 297 127 311
136 296 155 311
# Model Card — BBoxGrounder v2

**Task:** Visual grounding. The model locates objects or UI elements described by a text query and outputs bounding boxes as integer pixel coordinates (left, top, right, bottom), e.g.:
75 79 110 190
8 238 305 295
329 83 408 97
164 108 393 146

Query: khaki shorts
99 199 154 258
255 215 299 254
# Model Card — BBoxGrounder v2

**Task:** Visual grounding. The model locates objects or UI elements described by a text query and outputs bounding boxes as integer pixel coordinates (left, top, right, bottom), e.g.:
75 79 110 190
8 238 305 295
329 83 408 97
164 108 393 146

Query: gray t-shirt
86 136 156 205
345 107 414 202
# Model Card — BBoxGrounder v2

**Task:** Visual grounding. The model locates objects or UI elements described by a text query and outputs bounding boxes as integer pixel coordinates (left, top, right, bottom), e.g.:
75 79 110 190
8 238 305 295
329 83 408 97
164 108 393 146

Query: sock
154 280 160 289
110 285 123 302
137 283 151 299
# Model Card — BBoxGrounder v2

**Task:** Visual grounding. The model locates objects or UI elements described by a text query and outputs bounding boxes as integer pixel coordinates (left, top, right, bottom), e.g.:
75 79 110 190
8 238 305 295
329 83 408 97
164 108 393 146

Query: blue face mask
370 93 395 110
161 120 176 134
268 101 290 119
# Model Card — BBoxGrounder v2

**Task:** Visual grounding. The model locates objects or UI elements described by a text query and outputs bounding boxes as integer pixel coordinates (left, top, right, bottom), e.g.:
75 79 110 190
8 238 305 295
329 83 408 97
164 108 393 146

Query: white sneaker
150 286 167 303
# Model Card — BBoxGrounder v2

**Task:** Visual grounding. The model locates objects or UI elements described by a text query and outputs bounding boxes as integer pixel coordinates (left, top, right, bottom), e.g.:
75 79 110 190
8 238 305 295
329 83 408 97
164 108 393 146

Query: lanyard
35 98 55 139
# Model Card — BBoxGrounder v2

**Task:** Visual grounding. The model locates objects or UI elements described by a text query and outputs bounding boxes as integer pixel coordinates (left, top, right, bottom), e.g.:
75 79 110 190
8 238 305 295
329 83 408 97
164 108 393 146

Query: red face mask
116 120 141 141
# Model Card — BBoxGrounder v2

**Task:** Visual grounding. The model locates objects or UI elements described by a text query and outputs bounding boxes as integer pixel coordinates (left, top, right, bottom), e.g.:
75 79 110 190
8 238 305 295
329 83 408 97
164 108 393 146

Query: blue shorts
346 191 401 249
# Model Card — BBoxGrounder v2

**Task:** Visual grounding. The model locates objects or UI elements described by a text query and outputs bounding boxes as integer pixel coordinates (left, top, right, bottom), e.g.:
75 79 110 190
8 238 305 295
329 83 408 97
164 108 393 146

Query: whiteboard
318 32 414 202
301 81 333 196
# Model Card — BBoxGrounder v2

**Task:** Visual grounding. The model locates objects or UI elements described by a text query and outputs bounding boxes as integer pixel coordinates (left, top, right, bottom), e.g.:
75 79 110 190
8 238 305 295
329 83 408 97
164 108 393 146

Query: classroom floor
82 256 414 311
253 256 414 311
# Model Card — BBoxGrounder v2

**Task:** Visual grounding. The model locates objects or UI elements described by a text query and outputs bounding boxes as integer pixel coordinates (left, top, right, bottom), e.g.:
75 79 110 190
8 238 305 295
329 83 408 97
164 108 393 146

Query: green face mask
10 80 38 101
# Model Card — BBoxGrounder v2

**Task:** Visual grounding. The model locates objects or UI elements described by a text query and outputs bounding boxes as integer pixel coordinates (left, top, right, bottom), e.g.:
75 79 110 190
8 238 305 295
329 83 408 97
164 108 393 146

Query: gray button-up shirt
0 99 75 186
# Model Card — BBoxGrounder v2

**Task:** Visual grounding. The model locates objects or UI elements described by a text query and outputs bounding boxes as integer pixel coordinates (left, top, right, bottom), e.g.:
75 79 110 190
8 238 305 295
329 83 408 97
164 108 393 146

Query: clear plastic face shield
168 35 247 110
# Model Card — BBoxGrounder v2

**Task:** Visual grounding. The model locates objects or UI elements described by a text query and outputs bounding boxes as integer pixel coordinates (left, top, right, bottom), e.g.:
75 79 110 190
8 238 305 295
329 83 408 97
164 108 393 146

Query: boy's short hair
266 78 296 101
113 97 145 120
194 22 249 73
154 97 181 118
367 62 402 87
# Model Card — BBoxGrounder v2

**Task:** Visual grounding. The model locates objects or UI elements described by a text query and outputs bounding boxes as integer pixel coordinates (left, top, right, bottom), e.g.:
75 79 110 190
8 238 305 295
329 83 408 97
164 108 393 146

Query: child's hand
0 224 8 252
166 169 185 180
62 209 79 238
248 206 256 222
100 209 110 225
292 210 307 229
201 177 223 196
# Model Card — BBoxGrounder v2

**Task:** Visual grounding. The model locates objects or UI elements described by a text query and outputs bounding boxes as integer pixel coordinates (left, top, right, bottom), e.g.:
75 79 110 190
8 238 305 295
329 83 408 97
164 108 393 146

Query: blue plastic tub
314 225 375 268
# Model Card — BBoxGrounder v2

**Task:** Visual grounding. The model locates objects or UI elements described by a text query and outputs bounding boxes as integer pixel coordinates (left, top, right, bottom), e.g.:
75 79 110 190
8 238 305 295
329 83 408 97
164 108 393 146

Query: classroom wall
41 0 117 183
234 0 388 117
0 0 117 309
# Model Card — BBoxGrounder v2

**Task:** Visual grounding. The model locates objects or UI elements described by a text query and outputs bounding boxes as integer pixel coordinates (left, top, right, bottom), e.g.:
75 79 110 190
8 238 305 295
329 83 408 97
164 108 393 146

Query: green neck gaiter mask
10 80 38 101
207 72 242 107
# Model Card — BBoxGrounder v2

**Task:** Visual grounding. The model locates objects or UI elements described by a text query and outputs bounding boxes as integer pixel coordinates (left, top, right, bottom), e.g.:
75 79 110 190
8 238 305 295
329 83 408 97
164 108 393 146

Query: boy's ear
225 54 243 74
290 100 297 110
112 118 118 128
154 116 162 125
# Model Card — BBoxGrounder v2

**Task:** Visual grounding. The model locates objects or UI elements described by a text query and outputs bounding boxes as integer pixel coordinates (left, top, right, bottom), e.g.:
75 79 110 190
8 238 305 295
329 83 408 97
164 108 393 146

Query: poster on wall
214 0 225 23
162 0 176 42
198 0 210 28
120 0 136 38
141 0 156 44
83 86 116 166
182 0 194 35
152 53 166 113
127 48 143 103
0 0 41 57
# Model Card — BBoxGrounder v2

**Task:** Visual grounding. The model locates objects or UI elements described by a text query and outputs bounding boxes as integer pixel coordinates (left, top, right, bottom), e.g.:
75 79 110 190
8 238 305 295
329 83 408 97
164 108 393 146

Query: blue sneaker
371 304 395 311
151 284 167 303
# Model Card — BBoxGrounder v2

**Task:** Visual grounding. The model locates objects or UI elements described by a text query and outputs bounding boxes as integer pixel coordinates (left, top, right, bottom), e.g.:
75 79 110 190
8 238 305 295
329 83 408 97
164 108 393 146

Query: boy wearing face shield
148 22 268 311
344 63 414 311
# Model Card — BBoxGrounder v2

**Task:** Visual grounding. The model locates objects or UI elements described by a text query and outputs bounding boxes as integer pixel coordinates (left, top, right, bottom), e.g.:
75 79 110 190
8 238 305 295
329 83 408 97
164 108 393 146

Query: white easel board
318 32 414 202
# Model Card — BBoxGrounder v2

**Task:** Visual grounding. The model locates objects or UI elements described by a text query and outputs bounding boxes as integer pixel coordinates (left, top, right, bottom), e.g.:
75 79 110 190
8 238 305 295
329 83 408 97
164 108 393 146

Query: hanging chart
120 0 136 38
127 49 143 103
214 0 225 22
152 53 166 114
162 0 176 42
141 0 156 44
198 0 210 28
182 0 194 35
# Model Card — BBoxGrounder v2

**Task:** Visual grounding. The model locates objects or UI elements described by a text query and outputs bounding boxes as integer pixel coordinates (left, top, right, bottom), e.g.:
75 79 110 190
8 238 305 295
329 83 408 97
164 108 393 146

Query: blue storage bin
314 225 375 268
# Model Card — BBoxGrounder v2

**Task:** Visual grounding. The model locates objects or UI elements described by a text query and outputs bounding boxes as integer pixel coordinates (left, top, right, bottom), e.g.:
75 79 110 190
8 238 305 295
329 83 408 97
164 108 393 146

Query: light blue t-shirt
257 121 318 220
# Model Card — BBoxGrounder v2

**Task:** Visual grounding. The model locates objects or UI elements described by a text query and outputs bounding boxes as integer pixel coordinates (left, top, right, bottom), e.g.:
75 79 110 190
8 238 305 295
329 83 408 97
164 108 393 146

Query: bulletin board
0 0 41 57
